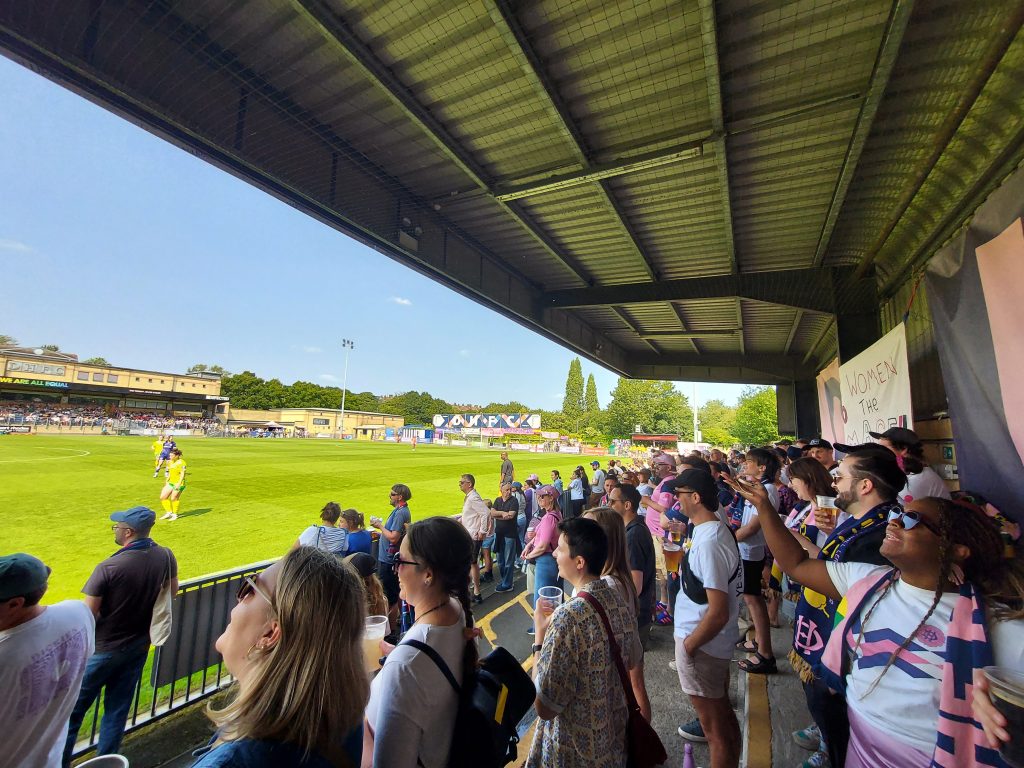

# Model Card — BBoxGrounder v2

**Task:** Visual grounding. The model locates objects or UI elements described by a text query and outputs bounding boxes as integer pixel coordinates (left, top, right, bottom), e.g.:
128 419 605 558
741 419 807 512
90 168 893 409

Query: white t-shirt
297 524 349 554
0 601 95 767
826 561 1024 754
366 611 469 768
674 521 742 659
899 466 952 505
737 483 779 561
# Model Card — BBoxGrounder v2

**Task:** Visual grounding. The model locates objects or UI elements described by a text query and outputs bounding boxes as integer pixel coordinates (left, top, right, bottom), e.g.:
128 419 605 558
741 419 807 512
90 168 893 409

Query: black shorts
377 559 401 606
741 558 766 596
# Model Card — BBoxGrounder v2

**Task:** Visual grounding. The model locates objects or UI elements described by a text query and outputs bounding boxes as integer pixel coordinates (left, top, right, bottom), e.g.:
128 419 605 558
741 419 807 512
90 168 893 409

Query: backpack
403 640 535 768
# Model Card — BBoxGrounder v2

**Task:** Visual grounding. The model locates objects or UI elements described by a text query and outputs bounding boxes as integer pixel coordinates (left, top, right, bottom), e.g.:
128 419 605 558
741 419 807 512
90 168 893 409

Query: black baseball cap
869 427 920 445
806 438 833 450
663 469 718 510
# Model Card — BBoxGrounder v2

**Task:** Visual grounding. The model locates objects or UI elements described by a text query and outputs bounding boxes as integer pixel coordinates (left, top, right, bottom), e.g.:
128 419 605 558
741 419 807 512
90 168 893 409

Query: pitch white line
0 447 92 463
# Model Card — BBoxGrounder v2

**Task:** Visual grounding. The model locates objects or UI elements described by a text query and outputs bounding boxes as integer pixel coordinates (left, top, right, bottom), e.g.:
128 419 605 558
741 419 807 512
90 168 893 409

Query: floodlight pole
340 339 354 439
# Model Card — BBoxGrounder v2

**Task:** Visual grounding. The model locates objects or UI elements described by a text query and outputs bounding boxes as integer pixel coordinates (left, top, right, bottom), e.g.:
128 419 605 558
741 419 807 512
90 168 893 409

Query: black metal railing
71 558 277 760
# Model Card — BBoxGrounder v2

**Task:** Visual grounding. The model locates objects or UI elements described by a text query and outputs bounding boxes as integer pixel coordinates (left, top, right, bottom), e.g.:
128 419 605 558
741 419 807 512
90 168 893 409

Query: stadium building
218 405 404 439
0 346 226 416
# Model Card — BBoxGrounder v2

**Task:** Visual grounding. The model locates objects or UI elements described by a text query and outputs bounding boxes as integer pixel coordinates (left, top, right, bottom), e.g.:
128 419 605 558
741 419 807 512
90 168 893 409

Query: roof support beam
697 0 737 274
491 140 704 202
668 302 701 354
784 310 804 355
627 352 818 384
484 0 660 280
610 306 661 353
854 3 1024 279
543 268 837 313
812 0 915 267
292 0 594 286
640 329 742 339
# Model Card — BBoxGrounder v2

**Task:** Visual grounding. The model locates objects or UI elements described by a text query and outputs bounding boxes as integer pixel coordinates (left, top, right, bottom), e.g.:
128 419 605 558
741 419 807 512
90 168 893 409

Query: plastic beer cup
363 615 388 673
537 585 563 615
984 666 1024 768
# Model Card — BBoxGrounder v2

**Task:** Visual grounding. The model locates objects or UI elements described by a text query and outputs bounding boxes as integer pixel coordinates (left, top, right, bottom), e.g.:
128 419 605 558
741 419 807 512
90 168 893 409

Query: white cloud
302 346 322 354
390 296 413 306
0 239 32 253
318 373 340 383
458 349 471 357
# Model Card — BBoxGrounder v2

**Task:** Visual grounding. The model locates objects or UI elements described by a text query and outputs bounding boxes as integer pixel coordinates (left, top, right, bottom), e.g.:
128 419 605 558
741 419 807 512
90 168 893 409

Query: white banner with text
839 323 913 444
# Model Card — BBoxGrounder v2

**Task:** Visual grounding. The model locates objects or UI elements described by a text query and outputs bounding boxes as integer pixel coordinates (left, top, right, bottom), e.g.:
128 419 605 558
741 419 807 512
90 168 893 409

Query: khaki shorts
675 638 731 699
652 532 666 576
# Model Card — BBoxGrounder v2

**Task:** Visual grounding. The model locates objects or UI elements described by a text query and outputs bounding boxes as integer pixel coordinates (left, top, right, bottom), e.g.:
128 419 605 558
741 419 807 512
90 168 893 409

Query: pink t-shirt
526 509 562 556
645 473 675 538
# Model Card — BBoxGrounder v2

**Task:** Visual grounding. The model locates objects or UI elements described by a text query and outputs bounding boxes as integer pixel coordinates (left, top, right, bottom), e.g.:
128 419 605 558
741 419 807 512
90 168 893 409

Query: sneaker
800 751 830 768
166 514 178 521
481 572 494 583
526 626 535 636
471 593 483 604
668 660 677 672
495 585 513 593
792 724 821 751
677 719 707 743
159 512 172 520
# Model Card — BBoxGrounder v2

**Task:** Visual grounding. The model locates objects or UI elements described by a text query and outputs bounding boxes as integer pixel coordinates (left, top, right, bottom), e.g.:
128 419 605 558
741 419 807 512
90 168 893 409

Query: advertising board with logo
432 413 542 431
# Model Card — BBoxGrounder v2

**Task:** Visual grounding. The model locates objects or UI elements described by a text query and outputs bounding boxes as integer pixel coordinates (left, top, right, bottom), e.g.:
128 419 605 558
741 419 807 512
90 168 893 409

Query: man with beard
781 443 905 768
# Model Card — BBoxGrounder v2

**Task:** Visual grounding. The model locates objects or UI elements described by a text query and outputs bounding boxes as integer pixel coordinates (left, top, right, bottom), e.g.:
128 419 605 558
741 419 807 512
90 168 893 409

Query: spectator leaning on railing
63 506 178 766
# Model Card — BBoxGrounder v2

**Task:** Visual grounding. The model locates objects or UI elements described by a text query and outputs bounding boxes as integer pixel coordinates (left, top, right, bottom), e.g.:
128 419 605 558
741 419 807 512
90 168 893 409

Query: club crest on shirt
917 624 945 648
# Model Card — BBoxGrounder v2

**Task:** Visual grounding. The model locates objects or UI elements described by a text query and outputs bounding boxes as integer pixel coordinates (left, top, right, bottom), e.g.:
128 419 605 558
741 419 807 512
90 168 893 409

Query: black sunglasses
887 509 941 536
392 555 421 573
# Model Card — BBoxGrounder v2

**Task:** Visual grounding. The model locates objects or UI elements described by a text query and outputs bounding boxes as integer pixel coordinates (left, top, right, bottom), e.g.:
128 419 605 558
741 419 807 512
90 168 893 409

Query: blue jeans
533 552 562 596
497 536 518 590
63 638 150 765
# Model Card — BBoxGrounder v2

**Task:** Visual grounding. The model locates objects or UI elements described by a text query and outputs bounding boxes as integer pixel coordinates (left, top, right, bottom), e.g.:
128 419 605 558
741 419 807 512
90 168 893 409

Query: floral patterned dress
527 578 638 768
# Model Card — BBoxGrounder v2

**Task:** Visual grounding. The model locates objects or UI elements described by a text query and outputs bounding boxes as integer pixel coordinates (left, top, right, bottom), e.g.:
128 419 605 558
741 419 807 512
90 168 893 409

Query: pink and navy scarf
820 569 1003 768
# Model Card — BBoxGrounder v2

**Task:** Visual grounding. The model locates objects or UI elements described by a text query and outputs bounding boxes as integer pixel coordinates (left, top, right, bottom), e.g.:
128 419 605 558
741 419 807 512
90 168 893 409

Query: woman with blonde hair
190 547 367 767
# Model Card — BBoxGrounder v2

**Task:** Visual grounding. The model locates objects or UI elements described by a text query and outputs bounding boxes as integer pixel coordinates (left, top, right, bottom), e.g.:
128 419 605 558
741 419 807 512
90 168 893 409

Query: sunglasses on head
887 509 941 535
236 574 273 606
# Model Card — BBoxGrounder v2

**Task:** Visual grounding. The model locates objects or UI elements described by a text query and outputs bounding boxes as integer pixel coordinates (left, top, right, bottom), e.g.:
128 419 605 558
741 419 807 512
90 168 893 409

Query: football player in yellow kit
159 448 187 521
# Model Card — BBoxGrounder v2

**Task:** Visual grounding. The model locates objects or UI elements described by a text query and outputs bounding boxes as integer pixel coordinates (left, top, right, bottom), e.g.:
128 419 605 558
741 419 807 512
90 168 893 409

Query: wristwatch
532 644 543 654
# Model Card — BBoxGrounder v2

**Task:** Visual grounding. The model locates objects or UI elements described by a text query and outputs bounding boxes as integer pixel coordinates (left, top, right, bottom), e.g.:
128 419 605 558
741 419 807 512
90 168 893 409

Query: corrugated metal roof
2 0 1022 383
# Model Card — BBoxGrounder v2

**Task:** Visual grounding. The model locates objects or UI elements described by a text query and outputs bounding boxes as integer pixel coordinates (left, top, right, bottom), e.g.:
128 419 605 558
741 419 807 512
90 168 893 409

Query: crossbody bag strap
401 638 461 696
578 591 640 712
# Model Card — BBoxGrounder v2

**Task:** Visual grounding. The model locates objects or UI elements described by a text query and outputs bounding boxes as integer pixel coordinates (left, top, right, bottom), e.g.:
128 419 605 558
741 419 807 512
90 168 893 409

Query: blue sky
0 57 750 411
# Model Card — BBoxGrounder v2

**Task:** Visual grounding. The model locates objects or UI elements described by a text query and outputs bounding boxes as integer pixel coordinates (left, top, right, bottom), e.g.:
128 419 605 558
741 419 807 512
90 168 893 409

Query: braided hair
856 497 1016 695
405 516 479 686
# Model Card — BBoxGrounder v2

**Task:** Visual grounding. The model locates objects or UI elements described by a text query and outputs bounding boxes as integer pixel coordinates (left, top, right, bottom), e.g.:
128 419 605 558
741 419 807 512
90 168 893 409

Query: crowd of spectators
0 401 219 430
2 433 1022 768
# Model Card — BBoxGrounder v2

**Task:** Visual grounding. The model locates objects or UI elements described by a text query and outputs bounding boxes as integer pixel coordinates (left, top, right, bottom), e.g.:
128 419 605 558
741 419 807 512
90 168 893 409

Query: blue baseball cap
110 506 157 531
0 553 50 600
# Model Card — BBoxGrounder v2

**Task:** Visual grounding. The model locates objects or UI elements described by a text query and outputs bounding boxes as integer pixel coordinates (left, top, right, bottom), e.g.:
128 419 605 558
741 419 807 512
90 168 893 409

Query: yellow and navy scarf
788 501 899 682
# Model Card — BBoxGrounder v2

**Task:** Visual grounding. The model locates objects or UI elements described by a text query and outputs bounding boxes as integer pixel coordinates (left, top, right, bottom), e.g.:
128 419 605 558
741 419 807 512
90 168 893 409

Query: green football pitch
1 435 607 602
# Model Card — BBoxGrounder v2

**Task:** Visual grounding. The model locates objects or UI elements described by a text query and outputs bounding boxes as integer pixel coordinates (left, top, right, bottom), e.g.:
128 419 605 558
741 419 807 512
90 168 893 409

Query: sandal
734 639 759 654
737 653 777 674
655 609 673 625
